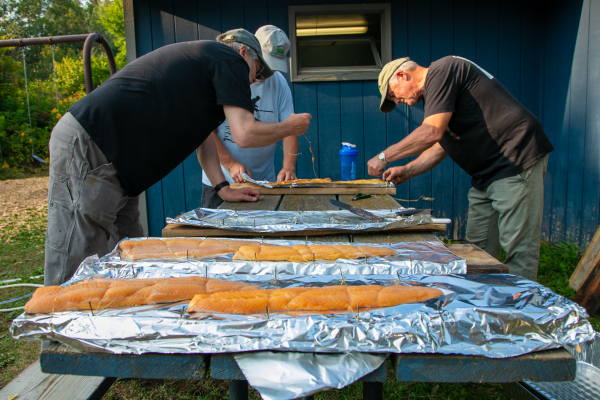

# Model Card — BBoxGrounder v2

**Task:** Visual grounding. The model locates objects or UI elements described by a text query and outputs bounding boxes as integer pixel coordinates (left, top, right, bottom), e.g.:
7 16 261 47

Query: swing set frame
0 32 117 94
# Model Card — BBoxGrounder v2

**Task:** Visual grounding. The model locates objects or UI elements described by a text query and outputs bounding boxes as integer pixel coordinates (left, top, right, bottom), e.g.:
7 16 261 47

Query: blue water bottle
340 142 358 181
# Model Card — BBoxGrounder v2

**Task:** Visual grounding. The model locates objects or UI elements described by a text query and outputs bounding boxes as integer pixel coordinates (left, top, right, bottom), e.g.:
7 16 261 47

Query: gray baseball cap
255 25 290 73
220 28 274 79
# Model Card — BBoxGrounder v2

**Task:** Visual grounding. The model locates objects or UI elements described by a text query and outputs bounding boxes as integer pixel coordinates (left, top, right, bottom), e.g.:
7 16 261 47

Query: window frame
288 3 392 82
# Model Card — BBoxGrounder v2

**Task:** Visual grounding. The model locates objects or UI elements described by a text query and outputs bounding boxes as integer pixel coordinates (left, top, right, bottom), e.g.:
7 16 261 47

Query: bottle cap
341 142 356 148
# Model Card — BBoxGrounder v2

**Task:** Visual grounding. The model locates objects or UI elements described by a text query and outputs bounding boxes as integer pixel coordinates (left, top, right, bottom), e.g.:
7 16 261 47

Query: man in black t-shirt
45 29 311 285
367 57 554 280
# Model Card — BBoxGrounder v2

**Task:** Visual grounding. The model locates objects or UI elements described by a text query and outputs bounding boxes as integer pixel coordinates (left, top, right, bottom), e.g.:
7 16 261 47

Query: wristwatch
214 181 230 193
378 151 389 166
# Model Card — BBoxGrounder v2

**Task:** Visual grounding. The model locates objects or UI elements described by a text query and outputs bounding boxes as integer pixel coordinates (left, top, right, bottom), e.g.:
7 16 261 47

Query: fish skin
188 285 442 314
24 277 260 314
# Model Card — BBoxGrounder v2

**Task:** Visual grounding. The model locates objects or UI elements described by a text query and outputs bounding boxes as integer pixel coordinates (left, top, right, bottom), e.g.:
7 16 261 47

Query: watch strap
214 181 230 193
379 151 389 166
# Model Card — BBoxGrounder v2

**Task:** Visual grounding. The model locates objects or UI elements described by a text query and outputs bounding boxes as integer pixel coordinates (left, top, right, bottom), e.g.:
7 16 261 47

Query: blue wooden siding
133 0 600 247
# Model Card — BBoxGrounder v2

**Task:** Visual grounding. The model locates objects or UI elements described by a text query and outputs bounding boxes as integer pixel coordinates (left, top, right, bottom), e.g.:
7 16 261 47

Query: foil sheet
63 238 466 279
11 273 594 358
167 208 433 233
235 351 386 400
242 173 393 189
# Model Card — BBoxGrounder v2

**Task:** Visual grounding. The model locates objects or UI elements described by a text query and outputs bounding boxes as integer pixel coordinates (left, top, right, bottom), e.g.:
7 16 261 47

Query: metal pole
0 33 118 94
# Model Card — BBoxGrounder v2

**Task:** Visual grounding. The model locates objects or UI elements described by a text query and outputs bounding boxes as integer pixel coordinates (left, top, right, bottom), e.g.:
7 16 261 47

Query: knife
329 199 385 223
396 209 429 217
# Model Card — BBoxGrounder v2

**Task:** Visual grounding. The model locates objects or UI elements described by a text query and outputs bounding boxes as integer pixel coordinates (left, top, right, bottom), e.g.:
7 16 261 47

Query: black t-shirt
68 40 253 196
423 56 554 190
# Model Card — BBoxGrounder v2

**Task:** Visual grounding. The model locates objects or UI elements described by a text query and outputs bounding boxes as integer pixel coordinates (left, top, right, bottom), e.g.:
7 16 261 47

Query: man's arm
382 143 448 185
209 132 253 183
277 136 299 182
367 111 453 176
197 134 260 202
224 105 311 148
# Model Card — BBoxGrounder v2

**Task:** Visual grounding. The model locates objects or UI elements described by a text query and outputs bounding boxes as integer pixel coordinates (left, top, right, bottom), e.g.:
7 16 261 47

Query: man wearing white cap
201 25 298 208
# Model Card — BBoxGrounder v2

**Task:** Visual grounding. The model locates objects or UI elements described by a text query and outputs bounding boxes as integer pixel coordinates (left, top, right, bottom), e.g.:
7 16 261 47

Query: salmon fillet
119 238 261 261
232 244 396 262
188 284 442 314
24 277 260 314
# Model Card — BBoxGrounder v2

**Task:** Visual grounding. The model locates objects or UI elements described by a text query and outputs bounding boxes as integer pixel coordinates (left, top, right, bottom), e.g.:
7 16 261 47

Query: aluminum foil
62 238 466 279
235 351 386 400
167 208 433 233
242 173 393 189
11 273 594 358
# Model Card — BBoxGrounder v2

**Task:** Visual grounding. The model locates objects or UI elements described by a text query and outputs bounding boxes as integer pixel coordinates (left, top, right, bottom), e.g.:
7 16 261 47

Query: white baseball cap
255 25 290 73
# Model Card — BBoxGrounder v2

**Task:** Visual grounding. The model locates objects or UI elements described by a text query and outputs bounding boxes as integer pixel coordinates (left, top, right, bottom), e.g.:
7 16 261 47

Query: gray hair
216 34 258 60
390 60 419 84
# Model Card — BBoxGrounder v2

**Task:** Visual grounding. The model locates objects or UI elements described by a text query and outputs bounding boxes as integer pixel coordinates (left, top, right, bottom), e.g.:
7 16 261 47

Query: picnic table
39 194 576 400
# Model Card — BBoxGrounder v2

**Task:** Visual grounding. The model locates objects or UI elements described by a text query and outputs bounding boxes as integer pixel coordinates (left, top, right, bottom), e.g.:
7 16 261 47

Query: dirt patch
0 176 49 232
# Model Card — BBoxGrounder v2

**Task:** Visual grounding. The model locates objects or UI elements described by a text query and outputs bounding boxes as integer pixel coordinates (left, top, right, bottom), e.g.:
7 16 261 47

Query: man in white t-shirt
200 25 298 208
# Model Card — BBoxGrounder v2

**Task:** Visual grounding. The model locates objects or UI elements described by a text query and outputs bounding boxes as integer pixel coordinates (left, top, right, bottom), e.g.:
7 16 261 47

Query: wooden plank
337 194 400 210
150 0 175 49
278 194 338 211
541 6 558 241
294 83 320 179
476 0 499 77
196 0 221 40
520 0 543 116
452 0 477 240
352 232 440 244
392 348 575 383
582 0 600 246
174 0 198 42
219 194 282 211
211 353 387 382
220 0 244 31
445 244 509 274
243 0 268 34
340 82 365 179
162 223 447 238
229 183 397 195
550 0 575 243
498 0 521 98
406 0 433 215
566 0 590 245
570 226 600 290
430 0 455 238
573 248 600 315
317 82 341 180
363 81 386 180
40 343 207 380
133 0 153 56
146 181 165 237
0 359 110 400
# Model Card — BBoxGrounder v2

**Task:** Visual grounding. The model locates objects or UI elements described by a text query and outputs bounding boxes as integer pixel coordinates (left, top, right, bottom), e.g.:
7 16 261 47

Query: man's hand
383 166 411 185
285 113 312 137
229 162 251 183
218 186 260 203
367 156 387 177
277 168 297 182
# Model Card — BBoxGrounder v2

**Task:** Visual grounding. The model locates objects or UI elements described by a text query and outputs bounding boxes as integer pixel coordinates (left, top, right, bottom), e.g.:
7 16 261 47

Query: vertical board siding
565 0 589 246
452 0 477 239
582 0 600 245
430 0 454 229
136 0 600 245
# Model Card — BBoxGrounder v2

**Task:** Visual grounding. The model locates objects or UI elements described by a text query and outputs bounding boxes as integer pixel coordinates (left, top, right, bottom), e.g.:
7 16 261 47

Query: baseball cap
255 25 290 73
220 28 274 79
378 57 411 113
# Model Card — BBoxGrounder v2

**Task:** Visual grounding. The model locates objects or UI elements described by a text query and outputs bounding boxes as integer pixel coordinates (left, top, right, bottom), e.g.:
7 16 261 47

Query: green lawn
0 204 596 398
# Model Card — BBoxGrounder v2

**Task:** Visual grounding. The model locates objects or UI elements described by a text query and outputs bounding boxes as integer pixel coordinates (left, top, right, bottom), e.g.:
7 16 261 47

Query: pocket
518 167 532 181
46 181 76 253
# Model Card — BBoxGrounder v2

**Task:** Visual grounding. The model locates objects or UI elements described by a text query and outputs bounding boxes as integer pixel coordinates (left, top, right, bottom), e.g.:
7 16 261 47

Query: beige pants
465 155 548 280
45 113 143 285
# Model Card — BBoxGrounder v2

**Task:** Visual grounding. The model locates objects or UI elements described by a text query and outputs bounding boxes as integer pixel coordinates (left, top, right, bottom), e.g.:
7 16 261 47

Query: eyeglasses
255 64 265 81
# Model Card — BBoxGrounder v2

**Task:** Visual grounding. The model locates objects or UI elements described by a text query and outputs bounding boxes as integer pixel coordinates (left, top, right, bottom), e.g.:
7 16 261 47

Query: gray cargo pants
45 113 143 285
465 155 548 280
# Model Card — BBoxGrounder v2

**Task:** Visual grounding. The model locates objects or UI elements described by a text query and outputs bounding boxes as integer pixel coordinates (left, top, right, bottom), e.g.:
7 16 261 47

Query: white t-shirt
201 72 294 185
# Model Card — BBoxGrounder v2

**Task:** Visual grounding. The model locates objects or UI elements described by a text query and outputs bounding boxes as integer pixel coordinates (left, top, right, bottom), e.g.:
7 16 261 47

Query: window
288 4 391 82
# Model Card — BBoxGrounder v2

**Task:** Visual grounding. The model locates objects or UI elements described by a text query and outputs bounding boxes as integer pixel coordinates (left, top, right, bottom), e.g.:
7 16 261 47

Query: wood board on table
229 182 397 195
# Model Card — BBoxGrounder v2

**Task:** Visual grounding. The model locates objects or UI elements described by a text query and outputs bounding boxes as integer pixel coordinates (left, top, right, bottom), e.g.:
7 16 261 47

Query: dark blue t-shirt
69 40 253 196
423 56 554 190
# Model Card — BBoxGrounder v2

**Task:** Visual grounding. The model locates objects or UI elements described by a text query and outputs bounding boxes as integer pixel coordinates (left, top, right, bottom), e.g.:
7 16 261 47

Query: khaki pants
465 155 548 280
45 113 143 285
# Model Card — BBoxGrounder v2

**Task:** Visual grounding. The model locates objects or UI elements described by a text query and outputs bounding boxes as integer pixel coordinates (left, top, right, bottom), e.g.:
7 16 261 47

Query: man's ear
396 70 408 82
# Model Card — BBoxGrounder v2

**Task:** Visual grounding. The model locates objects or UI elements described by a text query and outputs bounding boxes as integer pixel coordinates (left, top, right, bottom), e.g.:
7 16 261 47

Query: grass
0 205 596 397
0 206 47 387
0 166 49 181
